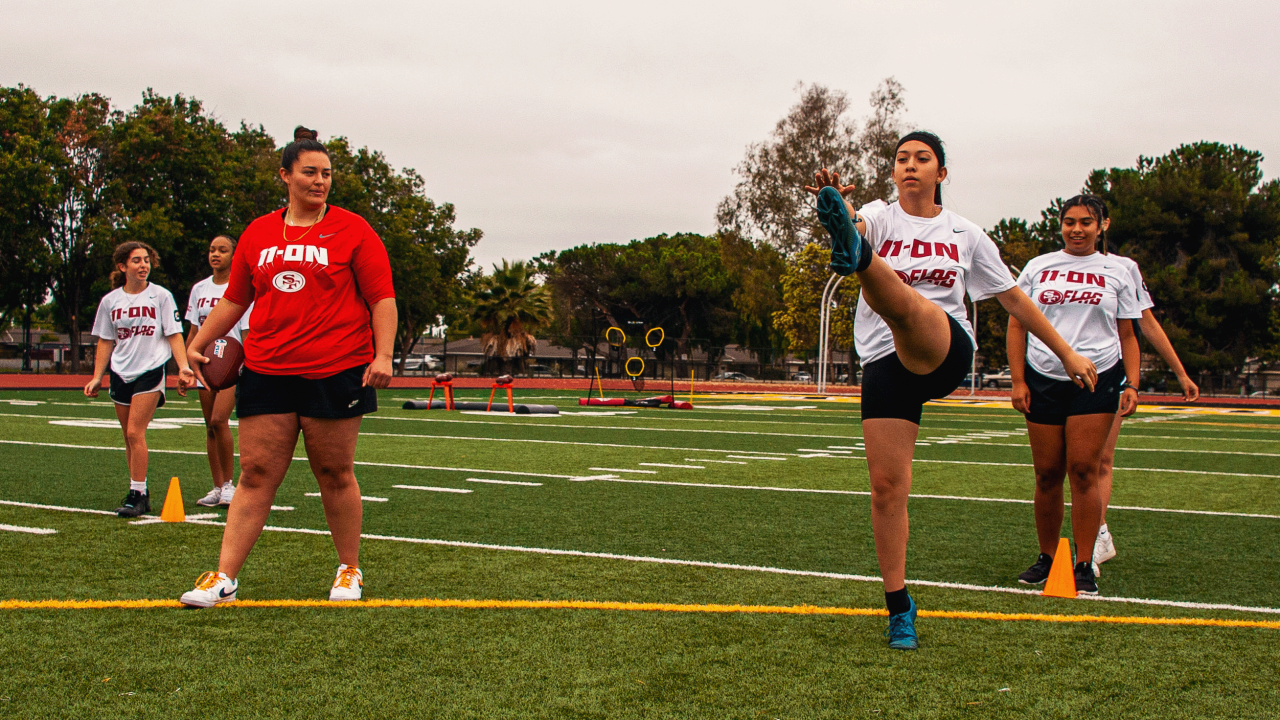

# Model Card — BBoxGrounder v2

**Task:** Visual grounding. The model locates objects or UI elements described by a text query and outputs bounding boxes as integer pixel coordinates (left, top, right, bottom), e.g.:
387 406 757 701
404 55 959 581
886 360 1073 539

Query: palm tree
470 260 552 374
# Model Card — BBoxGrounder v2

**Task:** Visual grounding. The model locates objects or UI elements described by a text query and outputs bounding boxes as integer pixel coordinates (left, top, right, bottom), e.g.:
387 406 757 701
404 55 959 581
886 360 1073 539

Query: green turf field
1 389 1277 719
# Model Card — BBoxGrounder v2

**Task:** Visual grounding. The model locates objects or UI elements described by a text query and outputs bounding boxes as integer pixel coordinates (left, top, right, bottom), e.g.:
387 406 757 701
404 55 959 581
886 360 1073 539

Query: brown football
495 374 514 385
202 336 245 391
435 373 454 383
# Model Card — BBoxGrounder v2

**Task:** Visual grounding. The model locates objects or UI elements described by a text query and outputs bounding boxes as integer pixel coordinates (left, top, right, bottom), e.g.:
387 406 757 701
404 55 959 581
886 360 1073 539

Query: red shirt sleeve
352 221 395 304
223 236 257 307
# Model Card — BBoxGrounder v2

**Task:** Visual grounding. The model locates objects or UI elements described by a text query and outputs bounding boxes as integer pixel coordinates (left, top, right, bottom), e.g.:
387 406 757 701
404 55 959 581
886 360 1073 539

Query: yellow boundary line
2 598 1277 629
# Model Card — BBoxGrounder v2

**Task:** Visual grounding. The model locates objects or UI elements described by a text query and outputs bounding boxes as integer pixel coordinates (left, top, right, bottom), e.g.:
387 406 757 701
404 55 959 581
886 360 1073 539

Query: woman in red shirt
178 127 396 607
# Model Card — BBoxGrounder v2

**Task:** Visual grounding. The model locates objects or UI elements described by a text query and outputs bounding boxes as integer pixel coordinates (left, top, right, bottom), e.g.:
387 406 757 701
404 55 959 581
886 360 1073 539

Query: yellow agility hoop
606 327 626 348
645 327 664 349
625 356 645 377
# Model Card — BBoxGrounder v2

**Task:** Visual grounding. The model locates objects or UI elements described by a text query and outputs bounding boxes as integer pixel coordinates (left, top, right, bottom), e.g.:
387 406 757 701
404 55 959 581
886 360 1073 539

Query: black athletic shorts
860 313 973 425
109 365 166 408
1024 361 1126 426
236 364 377 419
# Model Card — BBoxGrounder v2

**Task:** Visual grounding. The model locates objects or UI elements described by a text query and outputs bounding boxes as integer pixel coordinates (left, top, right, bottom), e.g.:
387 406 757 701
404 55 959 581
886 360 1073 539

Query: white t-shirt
1017 251 1144 380
185 276 252 341
91 284 183 382
1110 254 1155 313
853 200 1017 365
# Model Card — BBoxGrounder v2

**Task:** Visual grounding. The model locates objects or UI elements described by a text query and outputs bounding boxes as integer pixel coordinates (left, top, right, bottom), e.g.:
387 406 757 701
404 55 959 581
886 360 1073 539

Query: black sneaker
116 490 150 518
1074 561 1099 596
1018 553 1054 585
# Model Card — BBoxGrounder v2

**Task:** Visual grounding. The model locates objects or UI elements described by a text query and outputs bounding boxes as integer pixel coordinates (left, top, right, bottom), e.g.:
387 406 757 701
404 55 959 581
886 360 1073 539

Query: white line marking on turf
50 419 183 430
304 493 388 502
271 506 295 511
0 499 117 516
639 463 705 469
5 496 1276 615
685 458 748 465
129 512 220 526
567 474 622 482
799 448 851 454
466 478 543 486
392 485 473 494
0 523 56 534
171 518 1280 616
728 455 786 461
590 467 659 474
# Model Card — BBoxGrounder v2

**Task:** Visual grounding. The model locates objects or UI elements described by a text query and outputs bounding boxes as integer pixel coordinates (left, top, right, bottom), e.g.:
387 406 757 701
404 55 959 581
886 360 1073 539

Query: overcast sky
6 0 1278 270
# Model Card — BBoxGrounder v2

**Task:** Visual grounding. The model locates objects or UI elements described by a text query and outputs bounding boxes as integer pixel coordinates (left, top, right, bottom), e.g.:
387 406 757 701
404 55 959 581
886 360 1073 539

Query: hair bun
293 126 319 142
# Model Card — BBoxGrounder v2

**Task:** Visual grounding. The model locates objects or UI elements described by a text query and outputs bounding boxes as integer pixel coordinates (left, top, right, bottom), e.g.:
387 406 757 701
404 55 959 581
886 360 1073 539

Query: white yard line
6 497 1278 614
392 485 473 494
129 512 220 526
185 517 1280 616
0 523 56 535
0 498 116 516
590 467 659 475
728 455 787 461
466 478 543 487
305 493 388 502
685 458 748 465
639 463 704 469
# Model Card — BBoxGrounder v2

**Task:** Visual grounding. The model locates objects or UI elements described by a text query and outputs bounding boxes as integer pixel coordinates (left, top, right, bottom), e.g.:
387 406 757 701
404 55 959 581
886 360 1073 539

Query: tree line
4 82 1276 377
0 85 479 372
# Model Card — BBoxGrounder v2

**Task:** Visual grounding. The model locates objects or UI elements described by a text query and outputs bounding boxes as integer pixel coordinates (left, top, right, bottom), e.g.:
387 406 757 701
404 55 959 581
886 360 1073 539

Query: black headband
896 131 945 168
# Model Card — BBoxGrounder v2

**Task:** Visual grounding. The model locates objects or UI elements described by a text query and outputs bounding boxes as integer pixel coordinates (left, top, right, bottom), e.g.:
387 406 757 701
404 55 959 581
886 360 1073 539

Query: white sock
130 480 147 493
1099 523 1109 535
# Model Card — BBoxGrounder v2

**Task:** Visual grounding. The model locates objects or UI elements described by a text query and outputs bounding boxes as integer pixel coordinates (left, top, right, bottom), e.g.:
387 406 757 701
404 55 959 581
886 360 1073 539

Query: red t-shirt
225 205 395 378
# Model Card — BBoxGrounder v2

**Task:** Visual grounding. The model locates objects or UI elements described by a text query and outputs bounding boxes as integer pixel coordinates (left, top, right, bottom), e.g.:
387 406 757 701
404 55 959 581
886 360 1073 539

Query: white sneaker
1092 561 1101 577
1094 524 1117 565
180 571 238 608
196 487 222 507
219 483 235 507
329 564 363 601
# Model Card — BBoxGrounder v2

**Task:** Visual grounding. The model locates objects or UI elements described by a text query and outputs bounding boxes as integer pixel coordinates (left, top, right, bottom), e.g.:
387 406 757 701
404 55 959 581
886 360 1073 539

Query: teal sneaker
816 186 863 276
885 595 919 650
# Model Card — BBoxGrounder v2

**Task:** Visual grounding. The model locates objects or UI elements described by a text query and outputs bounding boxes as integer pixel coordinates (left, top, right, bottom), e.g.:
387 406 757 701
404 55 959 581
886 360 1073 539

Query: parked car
984 367 1013 388
1249 390 1274 398
792 372 813 383
835 372 862 384
712 372 755 382
527 363 553 376
961 372 984 389
392 354 442 372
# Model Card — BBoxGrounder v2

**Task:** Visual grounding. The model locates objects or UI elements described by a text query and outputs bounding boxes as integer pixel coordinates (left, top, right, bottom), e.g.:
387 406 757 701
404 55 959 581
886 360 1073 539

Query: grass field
1 387 1278 719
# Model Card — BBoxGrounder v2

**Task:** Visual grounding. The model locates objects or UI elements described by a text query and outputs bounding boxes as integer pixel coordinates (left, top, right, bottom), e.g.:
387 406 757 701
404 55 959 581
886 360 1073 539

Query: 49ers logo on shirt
273 271 306 293
1039 288 1102 306
896 268 958 288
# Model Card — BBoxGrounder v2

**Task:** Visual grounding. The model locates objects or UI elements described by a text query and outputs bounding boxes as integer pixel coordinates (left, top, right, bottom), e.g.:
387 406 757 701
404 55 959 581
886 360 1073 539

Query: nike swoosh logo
218 587 235 598
952 228 964 233
319 233 337 239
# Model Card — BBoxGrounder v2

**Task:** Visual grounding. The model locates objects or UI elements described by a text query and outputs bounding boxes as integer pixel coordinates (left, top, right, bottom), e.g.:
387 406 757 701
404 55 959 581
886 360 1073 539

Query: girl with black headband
805 131 1097 650
1009 194 1145 596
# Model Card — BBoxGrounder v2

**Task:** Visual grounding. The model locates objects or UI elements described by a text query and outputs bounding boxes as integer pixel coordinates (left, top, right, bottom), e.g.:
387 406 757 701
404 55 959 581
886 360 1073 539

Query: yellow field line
2 597 1277 629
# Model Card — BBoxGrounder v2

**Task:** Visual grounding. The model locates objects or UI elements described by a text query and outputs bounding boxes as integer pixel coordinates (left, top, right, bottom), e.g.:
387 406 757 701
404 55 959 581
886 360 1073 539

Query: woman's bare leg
300 416 364 567
1098 411 1123 524
1025 422 1068 556
218 413 299 578
118 392 161 483
198 388 233 487
863 418 920 592
1063 414 1112 558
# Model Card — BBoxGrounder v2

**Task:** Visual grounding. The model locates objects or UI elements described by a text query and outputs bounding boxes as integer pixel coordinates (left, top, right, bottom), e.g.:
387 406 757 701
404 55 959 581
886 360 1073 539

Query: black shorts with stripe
236 364 377 419
108 365 167 408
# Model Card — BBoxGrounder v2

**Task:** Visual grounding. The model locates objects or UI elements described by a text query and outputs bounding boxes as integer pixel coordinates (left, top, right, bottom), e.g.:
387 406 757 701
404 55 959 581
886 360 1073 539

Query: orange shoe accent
333 566 363 590
159 477 186 523
1042 537 1077 599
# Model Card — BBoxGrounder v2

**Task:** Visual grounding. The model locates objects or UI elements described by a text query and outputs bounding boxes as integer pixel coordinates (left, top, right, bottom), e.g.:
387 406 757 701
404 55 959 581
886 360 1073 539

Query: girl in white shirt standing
1008 195 1143 595
186 235 252 508
806 131 1097 649
85 242 196 517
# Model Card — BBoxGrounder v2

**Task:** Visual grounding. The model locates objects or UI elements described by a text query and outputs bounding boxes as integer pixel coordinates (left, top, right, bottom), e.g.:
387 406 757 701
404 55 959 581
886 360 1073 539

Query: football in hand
202 336 245 391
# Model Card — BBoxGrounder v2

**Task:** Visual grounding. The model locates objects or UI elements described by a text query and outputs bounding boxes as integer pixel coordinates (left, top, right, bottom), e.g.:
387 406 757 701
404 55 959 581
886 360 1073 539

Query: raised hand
804 168 858 197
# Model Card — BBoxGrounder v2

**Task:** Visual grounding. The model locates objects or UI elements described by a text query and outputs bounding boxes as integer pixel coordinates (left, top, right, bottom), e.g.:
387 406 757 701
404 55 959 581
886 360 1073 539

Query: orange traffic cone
159 477 186 523
1041 537 1077 599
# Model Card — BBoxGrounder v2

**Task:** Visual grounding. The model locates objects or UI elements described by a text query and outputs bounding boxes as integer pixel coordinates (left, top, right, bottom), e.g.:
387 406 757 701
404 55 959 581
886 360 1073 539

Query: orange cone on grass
1041 537 1077 598
159 477 186 523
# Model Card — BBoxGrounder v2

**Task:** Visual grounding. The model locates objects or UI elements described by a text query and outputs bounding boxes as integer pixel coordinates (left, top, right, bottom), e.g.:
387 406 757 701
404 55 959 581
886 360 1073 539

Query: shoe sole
196 499 220 507
179 593 235 609
1094 547 1117 564
1076 588 1100 596
815 187 862 273
1017 577 1048 586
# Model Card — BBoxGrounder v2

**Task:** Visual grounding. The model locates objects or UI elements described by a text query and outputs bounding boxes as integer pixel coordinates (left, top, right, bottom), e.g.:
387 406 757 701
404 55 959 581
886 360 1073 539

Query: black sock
885 588 911 616
856 237 873 272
